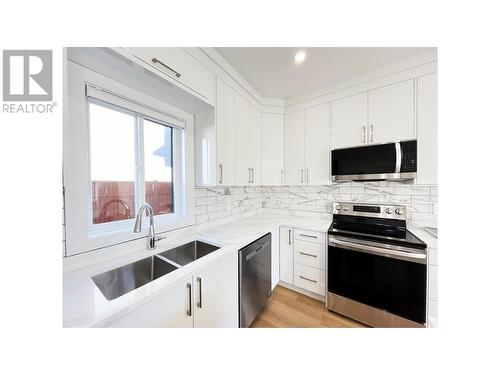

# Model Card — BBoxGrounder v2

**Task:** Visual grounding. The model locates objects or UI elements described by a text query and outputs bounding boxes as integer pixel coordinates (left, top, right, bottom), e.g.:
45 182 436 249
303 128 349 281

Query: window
88 98 177 230
64 63 195 256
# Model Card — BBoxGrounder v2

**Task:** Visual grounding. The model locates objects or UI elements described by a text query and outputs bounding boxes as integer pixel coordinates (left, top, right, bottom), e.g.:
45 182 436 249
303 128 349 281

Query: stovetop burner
328 202 427 250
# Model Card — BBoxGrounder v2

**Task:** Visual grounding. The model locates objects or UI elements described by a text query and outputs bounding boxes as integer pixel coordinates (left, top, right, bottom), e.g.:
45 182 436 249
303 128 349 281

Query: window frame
64 61 195 256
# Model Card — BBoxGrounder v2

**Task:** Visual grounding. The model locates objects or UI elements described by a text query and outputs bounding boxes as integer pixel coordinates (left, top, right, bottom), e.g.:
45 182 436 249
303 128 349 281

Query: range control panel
333 202 407 220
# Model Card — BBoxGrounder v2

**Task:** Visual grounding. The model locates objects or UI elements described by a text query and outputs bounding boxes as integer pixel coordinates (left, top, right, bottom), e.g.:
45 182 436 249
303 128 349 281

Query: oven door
327 236 427 326
331 142 400 181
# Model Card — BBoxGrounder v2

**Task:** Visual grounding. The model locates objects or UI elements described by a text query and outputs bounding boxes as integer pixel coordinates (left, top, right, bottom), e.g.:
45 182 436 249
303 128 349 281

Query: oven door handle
330 237 427 264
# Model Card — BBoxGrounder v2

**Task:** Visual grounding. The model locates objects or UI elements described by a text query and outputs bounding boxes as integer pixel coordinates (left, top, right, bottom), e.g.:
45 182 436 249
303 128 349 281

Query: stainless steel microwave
331 140 417 181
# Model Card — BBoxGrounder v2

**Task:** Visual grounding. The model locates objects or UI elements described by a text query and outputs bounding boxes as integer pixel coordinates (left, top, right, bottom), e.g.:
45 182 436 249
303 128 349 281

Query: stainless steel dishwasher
239 233 272 328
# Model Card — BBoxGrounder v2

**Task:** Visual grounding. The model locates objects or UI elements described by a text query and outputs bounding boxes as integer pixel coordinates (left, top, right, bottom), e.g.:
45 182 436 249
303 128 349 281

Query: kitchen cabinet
279 226 326 296
332 80 415 149
284 103 330 185
105 253 238 328
284 110 305 185
235 95 261 185
332 92 368 149
249 105 262 184
216 77 236 185
105 276 193 328
193 253 239 328
279 227 294 285
305 102 330 184
126 47 215 103
416 72 437 184
235 92 251 185
368 79 415 143
261 113 285 185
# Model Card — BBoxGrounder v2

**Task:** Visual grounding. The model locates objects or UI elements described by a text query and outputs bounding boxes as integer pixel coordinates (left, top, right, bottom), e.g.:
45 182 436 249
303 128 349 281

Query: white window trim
64 60 195 256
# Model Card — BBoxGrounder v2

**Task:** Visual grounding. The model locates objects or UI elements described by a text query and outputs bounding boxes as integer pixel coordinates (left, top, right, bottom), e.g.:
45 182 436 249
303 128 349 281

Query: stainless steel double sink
92 241 220 301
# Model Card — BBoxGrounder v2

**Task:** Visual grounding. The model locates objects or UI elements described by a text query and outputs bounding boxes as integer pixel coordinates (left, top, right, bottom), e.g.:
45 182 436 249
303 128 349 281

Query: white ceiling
215 47 435 99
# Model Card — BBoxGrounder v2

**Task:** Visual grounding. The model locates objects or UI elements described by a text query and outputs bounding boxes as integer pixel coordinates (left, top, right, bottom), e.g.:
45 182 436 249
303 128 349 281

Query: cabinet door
261 113 284 185
194 253 238 328
234 93 251 185
332 92 368 149
284 110 305 185
305 102 330 184
417 73 437 184
216 78 236 185
279 227 294 285
368 79 415 143
249 105 262 185
128 47 215 102
105 277 193 327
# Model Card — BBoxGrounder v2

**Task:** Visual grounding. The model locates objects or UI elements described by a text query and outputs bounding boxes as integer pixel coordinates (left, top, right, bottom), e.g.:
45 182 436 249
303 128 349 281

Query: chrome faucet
133 203 165 250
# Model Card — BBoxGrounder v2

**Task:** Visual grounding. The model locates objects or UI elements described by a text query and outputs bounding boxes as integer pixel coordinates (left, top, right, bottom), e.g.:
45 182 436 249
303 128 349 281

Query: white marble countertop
63 211 332 327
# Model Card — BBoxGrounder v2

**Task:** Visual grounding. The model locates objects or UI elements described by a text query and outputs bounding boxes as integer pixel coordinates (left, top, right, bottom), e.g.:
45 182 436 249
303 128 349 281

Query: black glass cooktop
328 214 427 249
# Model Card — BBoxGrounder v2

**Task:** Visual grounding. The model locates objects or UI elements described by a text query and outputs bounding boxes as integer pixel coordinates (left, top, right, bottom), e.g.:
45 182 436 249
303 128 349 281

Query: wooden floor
250 285 366 328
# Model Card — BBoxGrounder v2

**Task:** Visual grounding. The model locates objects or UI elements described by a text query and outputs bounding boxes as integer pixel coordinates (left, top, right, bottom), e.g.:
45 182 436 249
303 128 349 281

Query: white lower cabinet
279 227 294 285
106 276 193 328
279 227 326 297
193 253 239 328
105 253 238 328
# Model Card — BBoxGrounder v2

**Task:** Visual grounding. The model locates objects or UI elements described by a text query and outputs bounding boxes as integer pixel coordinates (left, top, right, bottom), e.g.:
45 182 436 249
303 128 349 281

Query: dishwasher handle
245 245 263 261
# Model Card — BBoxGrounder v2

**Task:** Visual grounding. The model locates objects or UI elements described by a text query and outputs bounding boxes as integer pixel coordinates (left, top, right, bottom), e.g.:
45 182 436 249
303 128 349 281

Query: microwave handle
395 142 402 173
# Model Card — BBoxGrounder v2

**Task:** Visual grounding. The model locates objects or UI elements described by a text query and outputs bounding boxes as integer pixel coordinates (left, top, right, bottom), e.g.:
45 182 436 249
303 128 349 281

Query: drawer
294 228 326 244
294 240 325 270
293 263 325 296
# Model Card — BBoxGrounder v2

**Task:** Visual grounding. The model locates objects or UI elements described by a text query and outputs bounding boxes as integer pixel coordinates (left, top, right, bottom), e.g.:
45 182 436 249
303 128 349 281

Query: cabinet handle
251 168 255 183
306 169 309 183
370 124 374 143
362 126 366 143
299 233 317 239
299 251 317 258
288 229 292 245
219 164 223 184
280 170 284 184
248 168 251 184
186 282 192 317
299 275 317 284
301 169 304 183
151 57 181 78
197 277 202 308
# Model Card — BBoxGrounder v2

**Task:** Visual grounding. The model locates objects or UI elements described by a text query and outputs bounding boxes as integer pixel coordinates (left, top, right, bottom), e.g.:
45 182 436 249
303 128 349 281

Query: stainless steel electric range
327 202 428 328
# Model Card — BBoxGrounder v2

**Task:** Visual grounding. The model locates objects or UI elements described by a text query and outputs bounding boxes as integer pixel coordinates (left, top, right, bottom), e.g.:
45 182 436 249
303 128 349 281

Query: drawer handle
299 234 317 239
299 275 317 284
299 251 317 258
151 57 182 78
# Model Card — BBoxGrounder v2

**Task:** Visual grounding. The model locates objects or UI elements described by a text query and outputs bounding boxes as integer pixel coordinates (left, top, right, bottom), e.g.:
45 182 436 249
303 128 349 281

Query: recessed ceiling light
294 51 306 64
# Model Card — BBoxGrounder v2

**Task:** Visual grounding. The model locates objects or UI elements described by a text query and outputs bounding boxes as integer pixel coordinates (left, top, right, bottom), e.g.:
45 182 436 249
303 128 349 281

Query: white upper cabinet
234 93 251 185
332 80 415 149
193 253 239 328
332 92 368 149
305 102 330 184
127 47 215 103
368 79 415 143
417 72 437 184
261 113 285 185
216 77 236 185
284 110 305 185
249 105 262 185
